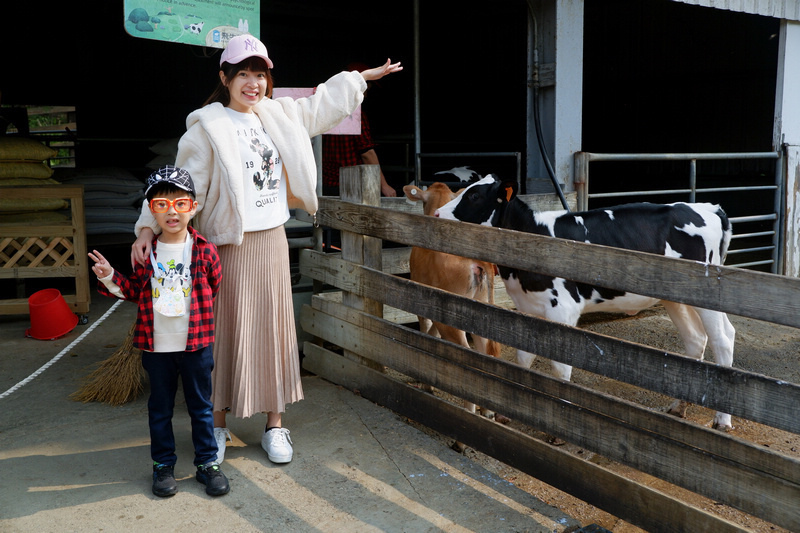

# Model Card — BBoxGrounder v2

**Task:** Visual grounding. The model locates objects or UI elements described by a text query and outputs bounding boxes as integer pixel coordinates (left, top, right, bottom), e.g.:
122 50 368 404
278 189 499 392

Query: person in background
322 62 397 198
131 34 402 466
91 165 227 498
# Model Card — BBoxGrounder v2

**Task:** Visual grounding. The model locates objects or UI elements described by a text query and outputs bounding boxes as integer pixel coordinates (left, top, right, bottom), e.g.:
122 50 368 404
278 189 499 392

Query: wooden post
339 164 384 370
311 134 325 294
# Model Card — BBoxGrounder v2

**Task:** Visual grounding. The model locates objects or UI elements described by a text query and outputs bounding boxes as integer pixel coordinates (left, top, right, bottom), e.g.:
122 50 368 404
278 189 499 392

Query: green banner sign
124 0 260 48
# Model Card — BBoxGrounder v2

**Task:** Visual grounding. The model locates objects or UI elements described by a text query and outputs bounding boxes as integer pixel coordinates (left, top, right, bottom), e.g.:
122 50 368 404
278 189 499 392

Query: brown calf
403 182 505 447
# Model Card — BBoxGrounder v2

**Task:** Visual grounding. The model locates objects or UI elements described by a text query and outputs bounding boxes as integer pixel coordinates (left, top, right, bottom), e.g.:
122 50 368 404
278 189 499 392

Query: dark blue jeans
141 345 217 467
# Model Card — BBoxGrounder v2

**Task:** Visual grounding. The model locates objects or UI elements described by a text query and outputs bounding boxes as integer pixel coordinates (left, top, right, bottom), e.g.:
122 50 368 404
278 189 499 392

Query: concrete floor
0 288 579 532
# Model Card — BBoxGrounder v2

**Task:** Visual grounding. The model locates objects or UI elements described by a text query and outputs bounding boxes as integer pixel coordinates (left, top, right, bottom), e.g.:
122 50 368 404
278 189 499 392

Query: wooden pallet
0 185 90 316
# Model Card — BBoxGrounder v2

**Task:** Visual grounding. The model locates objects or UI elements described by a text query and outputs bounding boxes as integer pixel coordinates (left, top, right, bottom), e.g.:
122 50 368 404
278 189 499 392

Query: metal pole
774 145 786 275
413 0 421 185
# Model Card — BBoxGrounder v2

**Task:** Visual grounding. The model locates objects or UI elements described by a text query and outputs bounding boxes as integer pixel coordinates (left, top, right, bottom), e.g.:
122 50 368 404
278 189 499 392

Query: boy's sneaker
152 463 178 497
196 462 230 496
261 427 293 463
214 427 232 464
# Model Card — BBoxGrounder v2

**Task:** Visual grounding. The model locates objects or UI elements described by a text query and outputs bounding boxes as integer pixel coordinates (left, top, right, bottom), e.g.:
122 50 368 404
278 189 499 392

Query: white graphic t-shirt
150 237 193 352
225 108 289 231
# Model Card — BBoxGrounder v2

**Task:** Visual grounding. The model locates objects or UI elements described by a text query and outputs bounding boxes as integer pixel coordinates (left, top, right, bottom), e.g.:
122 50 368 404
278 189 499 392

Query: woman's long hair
204 56 274 107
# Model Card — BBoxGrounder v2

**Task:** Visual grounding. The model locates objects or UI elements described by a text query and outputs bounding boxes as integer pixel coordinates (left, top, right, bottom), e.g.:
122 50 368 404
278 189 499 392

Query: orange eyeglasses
149 197 195 213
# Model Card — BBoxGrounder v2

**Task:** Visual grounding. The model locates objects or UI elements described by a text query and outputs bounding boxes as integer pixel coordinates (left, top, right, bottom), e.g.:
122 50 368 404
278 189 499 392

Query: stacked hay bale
0 137 66 222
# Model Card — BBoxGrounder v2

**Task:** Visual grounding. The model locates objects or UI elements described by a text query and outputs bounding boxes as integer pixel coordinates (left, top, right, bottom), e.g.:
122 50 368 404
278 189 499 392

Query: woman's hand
360 59 403 82
131 227 155 267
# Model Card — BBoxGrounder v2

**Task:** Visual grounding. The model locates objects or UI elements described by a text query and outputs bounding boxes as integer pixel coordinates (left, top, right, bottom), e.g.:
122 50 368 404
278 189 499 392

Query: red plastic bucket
26 289 79 340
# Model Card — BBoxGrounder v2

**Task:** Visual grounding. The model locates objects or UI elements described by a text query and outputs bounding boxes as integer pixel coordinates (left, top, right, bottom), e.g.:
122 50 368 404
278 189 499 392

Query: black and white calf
435 176 736 430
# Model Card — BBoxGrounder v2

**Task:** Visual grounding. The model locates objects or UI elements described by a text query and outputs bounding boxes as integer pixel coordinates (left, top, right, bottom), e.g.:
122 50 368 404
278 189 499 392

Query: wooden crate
0 185 90 316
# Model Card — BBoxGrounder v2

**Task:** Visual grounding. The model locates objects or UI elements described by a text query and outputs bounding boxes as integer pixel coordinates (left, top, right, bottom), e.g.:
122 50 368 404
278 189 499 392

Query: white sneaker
261 428 293 463
214 427 232 464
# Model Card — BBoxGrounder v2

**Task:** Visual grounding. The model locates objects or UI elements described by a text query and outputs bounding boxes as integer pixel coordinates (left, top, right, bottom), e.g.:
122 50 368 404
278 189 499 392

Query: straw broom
71 322 144 406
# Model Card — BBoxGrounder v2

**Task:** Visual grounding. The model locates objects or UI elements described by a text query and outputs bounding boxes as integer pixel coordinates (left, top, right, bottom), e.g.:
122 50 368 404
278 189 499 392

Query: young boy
89 165 228 498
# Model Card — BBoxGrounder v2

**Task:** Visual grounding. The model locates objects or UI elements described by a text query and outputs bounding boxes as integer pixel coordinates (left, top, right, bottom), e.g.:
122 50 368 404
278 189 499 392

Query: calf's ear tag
504 186 514 202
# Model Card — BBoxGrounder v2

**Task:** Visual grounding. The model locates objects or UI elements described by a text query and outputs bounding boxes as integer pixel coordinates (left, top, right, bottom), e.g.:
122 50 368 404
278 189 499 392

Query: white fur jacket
135 70 366 246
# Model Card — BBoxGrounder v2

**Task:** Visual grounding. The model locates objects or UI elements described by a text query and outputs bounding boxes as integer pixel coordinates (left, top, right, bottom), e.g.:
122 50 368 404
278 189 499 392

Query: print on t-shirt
227 108 288 230
250 137 280 191
152 257 191 317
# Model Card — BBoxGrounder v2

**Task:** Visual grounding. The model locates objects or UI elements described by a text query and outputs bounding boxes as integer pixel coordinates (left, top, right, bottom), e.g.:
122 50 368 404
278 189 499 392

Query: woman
132 33 401 464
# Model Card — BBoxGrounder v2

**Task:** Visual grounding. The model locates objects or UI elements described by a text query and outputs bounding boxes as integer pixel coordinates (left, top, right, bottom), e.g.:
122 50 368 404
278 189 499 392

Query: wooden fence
297 167 800 533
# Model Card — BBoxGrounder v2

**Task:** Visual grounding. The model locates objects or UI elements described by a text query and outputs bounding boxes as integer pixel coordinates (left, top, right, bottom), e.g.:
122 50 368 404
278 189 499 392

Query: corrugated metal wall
670 0 800 20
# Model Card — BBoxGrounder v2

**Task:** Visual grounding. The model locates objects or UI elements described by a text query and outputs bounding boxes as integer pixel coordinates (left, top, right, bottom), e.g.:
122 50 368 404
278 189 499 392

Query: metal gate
573 151 785 274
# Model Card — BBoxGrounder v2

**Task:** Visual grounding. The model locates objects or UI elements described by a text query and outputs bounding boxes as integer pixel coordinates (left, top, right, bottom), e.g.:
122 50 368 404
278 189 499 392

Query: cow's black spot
505 268 556 294
593 286 626 301
450 182 499 225
564 281 583 304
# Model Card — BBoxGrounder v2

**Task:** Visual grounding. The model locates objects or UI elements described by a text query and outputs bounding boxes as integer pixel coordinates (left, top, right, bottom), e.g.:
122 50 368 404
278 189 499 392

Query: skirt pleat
211 226 303 418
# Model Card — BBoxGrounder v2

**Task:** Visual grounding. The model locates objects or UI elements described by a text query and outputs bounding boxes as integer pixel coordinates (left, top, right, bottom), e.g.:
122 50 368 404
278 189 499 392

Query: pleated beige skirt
211 226 303 418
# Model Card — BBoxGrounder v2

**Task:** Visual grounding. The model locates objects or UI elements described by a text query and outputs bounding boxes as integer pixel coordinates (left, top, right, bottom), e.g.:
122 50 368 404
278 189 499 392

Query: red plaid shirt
97 227 222 353
322 112 377 187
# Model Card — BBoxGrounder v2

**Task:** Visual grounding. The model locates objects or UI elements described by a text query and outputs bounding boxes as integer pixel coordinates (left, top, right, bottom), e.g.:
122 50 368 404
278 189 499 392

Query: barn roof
670 0 800 21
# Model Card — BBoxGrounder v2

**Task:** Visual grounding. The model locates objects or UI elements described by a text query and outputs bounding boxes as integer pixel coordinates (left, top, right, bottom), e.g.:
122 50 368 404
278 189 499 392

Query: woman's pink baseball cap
220 34 274 68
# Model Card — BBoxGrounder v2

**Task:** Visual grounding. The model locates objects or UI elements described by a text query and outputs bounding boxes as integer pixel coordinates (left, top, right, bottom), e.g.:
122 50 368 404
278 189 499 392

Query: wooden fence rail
314 198 800 329
302 250 800 436
298 167 800 532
